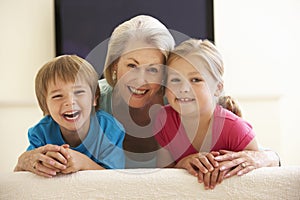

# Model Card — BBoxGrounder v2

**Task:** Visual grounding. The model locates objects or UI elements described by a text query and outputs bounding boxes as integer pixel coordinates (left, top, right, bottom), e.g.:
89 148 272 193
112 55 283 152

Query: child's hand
198 166 227 190
175 151 224 189
61 148 105 174
176 151 219 176
15 144 70 178
41 144 70 173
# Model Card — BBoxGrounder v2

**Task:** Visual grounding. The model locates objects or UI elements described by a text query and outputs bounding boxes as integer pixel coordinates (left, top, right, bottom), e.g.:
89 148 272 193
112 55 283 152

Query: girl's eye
169 77 181 83
147 67 159 73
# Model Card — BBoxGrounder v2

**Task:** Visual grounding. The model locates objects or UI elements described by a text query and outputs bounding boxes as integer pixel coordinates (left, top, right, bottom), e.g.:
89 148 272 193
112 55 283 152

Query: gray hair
104 15 175 86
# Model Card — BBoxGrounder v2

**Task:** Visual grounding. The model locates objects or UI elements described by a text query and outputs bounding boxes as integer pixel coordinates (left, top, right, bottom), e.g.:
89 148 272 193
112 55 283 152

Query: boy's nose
64 95 75 106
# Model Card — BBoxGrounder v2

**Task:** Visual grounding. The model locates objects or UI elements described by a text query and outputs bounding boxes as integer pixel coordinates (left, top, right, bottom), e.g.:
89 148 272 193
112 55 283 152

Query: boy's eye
52 94 62 99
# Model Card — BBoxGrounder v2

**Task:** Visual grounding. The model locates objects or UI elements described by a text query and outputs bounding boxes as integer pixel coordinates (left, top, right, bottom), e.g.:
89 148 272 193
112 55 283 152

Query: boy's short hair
35 55 100 115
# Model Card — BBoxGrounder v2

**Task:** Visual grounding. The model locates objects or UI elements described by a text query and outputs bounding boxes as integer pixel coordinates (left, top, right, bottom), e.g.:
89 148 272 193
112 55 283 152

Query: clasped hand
24 144 88 178
175 150 257 190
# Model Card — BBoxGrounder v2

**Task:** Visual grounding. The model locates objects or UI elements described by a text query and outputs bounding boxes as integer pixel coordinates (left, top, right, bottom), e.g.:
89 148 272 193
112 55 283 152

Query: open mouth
63 110 80 120
176 97 195 103
128 86 148 95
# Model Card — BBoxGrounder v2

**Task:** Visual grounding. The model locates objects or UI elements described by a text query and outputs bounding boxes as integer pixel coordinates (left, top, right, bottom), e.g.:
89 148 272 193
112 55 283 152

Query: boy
14 55 125 177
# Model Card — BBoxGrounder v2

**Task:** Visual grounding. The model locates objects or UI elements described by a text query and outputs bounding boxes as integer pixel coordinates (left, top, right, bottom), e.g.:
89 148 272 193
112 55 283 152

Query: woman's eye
127 63 137 68
191 78 202 83
74 90 85 95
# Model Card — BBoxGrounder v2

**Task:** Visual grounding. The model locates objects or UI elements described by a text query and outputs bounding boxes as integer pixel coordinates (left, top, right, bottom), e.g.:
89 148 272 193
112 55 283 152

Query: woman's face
114 48 165 108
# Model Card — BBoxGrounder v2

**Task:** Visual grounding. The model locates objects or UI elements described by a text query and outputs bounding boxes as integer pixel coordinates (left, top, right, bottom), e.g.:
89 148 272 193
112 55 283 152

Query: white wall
0 0 299 173
0 0 55 172
214 0 300 165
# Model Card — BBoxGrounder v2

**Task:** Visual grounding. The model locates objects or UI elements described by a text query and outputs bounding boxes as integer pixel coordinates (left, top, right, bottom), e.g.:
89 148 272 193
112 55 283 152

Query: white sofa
1 166 299 200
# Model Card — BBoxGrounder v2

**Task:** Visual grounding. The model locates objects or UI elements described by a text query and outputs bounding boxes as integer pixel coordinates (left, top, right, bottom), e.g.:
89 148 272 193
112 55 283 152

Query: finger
61 166 77 174
206 153 219 168
39 144 61 154
58 146 71 160
33 161 57 177
185 162 200 177
210 169 219 189
198 156 214 172
217 170 226 184
46 151 68 165
61 167 72 174
210 151 220 157
203 172 211 190
61 144 70 149
219 157 245 171
197 172 204 183
42 162 61 172
191 158 209 174
219 149 231 155
38 154 67 171
237 165 256 176
224 164 244 179
214 150 240 162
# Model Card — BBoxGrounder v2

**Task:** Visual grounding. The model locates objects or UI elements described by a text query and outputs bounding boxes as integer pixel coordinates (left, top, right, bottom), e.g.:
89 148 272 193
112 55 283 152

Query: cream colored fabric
1 167 299 199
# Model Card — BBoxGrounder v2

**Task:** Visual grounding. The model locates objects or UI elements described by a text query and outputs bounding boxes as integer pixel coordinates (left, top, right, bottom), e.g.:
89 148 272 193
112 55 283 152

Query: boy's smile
46 78 96 138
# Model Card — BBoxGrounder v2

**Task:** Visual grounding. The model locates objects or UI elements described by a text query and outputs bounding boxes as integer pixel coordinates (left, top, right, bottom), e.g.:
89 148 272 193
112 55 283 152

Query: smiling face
46 78 96 136
114 48 165 108
166 56 218 117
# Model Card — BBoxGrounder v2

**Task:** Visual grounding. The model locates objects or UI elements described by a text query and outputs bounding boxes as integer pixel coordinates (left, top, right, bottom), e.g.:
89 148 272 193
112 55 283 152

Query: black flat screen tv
55 0 214 75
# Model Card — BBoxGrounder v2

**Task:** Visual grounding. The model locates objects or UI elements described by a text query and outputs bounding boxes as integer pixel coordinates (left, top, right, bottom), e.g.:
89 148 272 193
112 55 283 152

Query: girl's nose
179 81 191 93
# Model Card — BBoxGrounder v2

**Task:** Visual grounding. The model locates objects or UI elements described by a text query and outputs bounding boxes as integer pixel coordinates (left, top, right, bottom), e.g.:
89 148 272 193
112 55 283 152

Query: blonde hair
104 15 175 86
167 39 242 116
35 55 100 115
167 39 224 86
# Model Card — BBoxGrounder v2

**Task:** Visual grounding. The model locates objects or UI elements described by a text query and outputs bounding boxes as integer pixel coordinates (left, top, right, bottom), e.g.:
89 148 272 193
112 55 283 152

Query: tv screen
55 0 214 75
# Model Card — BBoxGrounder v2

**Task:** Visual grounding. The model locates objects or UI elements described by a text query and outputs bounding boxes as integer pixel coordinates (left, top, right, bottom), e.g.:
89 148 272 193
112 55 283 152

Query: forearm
256 150 280 167
81 155 105 170
83 162 105 170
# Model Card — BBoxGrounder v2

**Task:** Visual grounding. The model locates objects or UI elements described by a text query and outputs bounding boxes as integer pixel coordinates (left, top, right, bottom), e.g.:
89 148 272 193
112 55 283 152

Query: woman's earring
112 70 117 81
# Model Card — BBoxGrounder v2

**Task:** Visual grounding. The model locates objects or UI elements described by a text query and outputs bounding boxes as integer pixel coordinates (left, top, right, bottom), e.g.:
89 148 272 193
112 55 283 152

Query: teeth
177 98 195 102
63 111 79 119
64 111 77 115
129 86 147 95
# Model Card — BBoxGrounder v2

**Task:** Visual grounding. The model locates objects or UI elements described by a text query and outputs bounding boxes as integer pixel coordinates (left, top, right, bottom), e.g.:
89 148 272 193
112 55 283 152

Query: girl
154 39 259 189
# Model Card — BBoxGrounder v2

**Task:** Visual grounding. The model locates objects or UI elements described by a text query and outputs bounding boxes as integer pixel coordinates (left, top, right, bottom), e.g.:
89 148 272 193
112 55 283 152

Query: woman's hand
214 150 270 178
14 144 70 178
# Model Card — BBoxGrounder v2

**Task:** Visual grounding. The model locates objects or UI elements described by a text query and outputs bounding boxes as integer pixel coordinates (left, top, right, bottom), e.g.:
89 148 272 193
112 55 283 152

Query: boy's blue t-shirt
27 110 125 169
